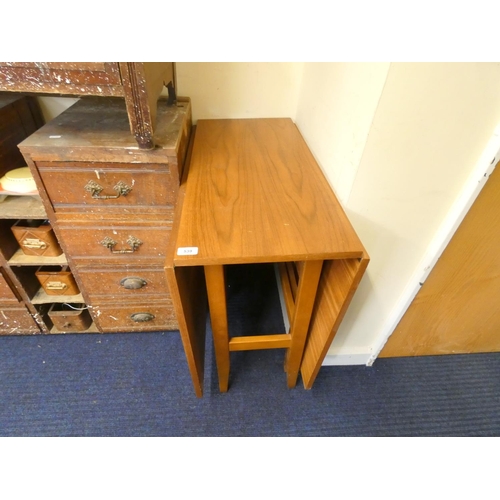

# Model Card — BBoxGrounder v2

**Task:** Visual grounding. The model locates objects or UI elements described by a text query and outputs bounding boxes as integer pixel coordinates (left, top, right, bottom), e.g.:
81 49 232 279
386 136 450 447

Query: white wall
34 62 500 366
319 62 500 363
295 63 390 204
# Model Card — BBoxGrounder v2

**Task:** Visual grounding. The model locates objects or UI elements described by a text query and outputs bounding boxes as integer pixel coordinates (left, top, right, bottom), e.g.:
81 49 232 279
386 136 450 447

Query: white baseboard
322 351 372 366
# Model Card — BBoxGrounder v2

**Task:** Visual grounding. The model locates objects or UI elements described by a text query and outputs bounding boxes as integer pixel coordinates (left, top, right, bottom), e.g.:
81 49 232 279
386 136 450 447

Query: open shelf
0 94 93 336
31 287 84 305
8 248 68 266
0 195 46 219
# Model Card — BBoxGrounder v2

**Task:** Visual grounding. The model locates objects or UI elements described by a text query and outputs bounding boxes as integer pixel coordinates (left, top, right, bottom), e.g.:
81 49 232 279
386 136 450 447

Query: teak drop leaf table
165 119 369 397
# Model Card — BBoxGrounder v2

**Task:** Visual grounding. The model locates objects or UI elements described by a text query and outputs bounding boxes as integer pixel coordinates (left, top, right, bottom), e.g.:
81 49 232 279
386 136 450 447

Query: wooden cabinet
19 96 192 334
0 62 176 149
0 94 88 334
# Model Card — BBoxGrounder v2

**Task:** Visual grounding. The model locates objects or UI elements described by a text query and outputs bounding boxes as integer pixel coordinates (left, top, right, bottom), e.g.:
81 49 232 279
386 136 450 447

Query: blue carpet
1 264 499 436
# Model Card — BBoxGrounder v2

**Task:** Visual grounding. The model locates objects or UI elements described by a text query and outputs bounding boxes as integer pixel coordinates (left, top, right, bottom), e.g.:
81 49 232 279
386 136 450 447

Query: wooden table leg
285 259 324 388
204 265 230 392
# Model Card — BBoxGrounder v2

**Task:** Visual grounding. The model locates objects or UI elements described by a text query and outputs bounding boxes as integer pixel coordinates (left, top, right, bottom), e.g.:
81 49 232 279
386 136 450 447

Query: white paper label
49 135 62 139
177 247 199 256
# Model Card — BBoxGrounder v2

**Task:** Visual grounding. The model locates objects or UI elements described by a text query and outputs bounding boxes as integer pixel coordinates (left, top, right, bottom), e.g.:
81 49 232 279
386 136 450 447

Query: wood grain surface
300 254 369 388
165 126 208 397
174 119 365 266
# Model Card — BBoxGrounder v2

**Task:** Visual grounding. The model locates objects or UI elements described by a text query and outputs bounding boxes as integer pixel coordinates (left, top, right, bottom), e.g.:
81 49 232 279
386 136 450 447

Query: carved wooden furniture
166 118 369 397
18 96 192 333
0 62 176 149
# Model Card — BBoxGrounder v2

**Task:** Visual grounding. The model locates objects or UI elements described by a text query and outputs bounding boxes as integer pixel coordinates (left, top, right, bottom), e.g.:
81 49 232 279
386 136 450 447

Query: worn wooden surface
31 288 83 305
48 303 93 332
120 63 175 149
0 62 176 149
55 218 173 265
18 95 191 334
77 267 170 299
8 248 68 266
174 119 365 266
0 63 124 95
36 162 178 214
0 306 40 334
0 272 19 303
19 97 191 173
91 299 177 332
0 196 47 219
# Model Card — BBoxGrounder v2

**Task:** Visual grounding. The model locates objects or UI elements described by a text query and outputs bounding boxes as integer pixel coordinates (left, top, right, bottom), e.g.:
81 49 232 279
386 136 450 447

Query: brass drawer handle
22 238 47 250
46 281 68 291
85 180 132 199
120 277 147 289
100 235 143 254
131 312 155 322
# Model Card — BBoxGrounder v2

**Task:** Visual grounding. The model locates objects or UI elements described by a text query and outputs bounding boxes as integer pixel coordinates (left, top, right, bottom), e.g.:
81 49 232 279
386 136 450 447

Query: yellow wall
176 62 304 122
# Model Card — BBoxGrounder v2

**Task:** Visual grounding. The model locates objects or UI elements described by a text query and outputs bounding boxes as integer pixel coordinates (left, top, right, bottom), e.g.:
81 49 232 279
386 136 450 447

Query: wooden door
379 161 500 357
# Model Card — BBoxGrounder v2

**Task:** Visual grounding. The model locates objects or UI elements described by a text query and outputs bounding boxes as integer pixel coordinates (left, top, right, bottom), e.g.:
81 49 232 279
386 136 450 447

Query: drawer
77 267 170 299
0 306 40 334
0 273 19 303
48 303 93 332
92 300 178 332
36 162 178 213
35 266 80 296
57 219 172 265
11 219 63 257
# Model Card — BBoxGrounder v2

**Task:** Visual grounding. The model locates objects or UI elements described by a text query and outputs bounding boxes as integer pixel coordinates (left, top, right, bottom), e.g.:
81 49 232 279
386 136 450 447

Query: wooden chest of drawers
19 96 192 333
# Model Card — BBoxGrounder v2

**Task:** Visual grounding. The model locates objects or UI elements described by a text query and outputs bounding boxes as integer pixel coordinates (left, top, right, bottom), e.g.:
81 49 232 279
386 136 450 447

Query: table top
173 118 366 266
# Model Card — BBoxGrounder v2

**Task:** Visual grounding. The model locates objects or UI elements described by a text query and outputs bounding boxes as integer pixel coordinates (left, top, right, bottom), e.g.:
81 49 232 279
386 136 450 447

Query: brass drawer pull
100 235 143 254
22 238 47 249
131 312 155 322
46 281 68 291
85 180 132 199
120 277 147 290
